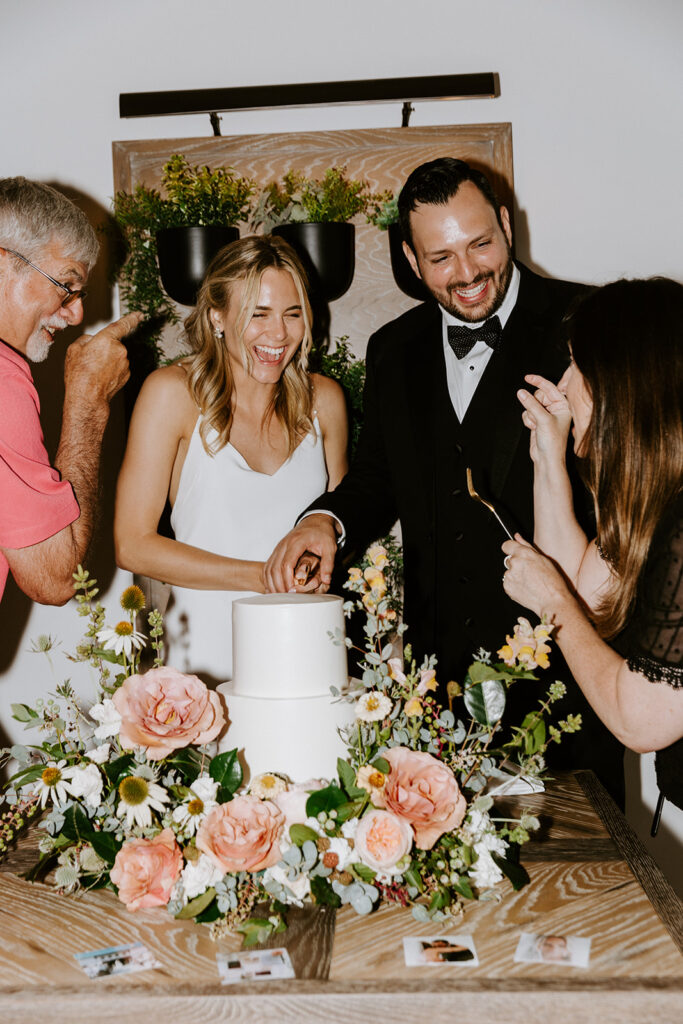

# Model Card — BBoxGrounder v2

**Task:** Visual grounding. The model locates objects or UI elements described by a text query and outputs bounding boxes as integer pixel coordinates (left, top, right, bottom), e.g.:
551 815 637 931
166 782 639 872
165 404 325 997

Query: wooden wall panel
112 124 513 359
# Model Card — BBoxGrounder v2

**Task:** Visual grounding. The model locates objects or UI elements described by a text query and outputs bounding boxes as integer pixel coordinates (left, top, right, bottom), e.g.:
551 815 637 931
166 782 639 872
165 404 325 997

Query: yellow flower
498 643 515 666
404 697 423 717
363 567 386 595
367 544 389 570
348 567 363 582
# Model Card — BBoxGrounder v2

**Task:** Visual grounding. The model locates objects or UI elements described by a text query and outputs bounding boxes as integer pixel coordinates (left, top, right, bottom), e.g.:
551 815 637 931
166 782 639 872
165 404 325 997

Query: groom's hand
265 514 339 593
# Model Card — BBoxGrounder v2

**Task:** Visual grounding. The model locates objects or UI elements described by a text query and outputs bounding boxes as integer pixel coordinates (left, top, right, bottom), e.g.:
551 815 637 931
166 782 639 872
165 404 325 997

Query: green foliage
112 154 255 361
252 166 391 232
365 193 399 230
318 337 366 456
209 748 243 803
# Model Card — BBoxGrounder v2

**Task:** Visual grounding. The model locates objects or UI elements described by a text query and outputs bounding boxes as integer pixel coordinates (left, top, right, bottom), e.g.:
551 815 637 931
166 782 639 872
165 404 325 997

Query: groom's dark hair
398 157 504 250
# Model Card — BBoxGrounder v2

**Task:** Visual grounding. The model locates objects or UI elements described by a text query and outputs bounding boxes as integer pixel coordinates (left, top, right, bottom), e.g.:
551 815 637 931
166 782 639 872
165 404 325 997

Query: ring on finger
504 555 511 570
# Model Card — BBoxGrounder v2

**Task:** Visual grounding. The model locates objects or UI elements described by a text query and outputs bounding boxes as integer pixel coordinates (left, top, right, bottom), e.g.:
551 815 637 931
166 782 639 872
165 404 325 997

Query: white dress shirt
442 263 520 421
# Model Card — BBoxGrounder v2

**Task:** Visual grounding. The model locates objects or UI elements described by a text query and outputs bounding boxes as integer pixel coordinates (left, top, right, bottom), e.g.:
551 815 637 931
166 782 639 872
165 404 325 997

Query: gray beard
25 331 51 362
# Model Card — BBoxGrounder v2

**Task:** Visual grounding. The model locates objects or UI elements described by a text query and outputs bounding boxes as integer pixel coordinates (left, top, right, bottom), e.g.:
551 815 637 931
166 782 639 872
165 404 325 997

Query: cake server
466 468 513 540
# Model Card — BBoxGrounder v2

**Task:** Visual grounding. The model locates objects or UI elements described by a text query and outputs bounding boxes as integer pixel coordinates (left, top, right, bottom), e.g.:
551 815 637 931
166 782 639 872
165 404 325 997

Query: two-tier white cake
216 593 355 783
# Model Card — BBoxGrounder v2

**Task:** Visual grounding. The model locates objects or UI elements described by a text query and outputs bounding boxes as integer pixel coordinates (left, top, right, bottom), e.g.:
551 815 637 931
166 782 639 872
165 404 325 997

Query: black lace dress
613 491 683 811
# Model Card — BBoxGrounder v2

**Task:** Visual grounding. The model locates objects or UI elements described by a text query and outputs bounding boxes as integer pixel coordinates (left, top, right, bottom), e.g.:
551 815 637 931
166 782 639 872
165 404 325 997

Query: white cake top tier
230 593 348 698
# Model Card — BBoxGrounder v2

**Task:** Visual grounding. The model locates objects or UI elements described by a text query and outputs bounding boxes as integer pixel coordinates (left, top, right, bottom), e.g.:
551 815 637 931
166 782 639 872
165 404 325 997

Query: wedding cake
216 594 355 783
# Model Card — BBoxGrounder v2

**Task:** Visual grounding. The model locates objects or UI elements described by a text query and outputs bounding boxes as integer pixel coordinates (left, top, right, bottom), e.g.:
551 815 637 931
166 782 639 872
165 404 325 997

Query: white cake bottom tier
217 682 355 785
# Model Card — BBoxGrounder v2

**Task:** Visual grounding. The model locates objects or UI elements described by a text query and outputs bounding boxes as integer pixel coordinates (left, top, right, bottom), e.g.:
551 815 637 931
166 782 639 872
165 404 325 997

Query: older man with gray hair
0 176 142 605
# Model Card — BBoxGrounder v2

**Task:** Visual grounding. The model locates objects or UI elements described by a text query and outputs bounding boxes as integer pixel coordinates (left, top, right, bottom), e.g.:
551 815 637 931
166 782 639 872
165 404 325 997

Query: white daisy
172 775 219 835
117 774 169 829
32 760 78 808
249 772 287 799
97 621 146 658
355 691 392 722
89 698 122 739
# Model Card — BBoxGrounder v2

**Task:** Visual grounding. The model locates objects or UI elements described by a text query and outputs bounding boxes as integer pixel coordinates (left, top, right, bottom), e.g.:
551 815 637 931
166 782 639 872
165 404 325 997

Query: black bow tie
447 315 502 360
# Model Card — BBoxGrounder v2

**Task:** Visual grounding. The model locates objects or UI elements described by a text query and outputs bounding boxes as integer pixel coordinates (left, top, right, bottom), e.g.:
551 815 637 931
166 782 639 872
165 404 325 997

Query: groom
266 157 625 804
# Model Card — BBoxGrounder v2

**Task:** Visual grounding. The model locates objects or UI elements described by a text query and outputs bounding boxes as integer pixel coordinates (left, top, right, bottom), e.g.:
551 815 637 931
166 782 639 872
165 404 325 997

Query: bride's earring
213 323 224 339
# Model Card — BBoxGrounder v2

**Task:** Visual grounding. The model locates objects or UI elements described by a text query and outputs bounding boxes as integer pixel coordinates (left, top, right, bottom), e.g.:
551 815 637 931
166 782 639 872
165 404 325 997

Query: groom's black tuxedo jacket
316 262 624 804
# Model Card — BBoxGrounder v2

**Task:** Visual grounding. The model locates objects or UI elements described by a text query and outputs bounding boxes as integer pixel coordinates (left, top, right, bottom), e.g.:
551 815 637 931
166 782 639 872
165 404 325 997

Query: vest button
455 531 464 541
464 616 474 627
459 575 470 584
454 442 463 455
452 488 462 497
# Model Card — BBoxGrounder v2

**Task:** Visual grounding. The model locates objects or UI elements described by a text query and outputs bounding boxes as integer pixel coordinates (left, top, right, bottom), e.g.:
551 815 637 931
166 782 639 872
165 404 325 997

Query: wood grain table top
1 771 681 1023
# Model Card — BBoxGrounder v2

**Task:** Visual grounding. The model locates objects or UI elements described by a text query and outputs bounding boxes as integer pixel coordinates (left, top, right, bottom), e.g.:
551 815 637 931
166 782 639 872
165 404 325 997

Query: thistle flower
117 775 169 829
97 621 146 658
120 585 146 614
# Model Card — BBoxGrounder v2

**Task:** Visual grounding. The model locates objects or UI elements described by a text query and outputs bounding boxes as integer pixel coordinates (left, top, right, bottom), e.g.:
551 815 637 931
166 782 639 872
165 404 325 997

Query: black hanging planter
388 222 430 303
156 225 239 306
272 222 355 303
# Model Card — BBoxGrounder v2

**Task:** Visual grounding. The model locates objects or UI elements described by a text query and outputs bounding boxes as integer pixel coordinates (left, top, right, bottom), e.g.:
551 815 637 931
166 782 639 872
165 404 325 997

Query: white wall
1 0 682 887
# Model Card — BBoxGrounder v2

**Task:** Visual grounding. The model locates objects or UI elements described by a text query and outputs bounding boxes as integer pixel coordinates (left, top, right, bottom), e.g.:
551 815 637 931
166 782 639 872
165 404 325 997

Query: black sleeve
621 494 683 689
303 331 400 549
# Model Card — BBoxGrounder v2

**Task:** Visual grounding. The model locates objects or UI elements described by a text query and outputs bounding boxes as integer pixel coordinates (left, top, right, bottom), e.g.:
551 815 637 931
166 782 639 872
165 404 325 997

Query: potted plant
252 167 390 302
113 155 255 344
366 194 429 303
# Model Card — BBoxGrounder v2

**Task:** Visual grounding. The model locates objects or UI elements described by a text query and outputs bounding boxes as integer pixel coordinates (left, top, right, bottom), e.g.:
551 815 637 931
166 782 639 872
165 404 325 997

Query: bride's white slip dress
162 414 328 685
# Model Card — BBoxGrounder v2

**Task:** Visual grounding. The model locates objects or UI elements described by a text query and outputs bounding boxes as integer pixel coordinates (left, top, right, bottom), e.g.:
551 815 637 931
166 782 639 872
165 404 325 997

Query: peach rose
383 747 467 850
110 828 182 911
354 809 413 874
113 667 225 759
196 795 285 873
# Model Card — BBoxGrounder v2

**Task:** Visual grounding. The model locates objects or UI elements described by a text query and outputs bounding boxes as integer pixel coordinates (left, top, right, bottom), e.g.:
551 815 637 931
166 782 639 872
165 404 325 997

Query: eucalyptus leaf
175 887 217 919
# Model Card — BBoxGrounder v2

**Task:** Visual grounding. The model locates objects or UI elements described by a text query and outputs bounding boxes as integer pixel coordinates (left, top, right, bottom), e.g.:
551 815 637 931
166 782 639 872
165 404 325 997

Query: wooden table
1 771 681 1023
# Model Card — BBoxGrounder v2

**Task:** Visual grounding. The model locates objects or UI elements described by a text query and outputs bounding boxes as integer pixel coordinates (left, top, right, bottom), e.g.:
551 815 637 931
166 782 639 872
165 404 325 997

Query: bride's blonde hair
184 235 314 456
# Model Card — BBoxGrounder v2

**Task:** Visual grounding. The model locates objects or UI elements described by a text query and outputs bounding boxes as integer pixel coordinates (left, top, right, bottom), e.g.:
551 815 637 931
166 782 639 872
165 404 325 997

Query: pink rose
196 795 285 873
110 828 182 910
273 779 326 832
383 747 467 850
113 667 225 760
354 809 413 874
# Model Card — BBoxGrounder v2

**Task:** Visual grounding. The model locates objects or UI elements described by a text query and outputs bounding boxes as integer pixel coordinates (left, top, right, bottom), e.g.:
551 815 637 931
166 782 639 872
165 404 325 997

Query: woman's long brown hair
569 278 683 638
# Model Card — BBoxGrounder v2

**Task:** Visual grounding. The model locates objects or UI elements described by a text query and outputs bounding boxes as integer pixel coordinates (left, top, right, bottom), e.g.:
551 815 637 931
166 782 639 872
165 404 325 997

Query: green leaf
289 823 319 846
209 749 243 802
404 863 424 892
168 747 204 783
7 764 45 788
491 852 530 891
89 829 122 865
60 805 96 844
351 862 376 883
175 887 217 919
336 798 367 823
428 887 449 912
310 875 342 908
305 784 346 818
23 850 59 882
371 756 390 774
103 753 136 786
453 877 475 900
467 662 509 684
337 757 363 796
195 899 223 924
463 675 506 726
11 703 39 723
238 917 277 947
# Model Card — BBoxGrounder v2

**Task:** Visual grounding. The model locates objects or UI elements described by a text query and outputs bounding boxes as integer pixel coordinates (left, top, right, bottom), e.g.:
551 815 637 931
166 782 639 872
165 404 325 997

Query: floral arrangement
0 555 580 945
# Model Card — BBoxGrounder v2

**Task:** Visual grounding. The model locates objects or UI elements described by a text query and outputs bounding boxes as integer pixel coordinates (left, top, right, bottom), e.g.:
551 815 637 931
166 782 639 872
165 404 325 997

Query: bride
114 235 348 683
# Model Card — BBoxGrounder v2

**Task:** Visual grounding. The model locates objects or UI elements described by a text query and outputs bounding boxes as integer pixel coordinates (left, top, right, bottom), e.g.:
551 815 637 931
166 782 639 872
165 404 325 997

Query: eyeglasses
5 248 87 308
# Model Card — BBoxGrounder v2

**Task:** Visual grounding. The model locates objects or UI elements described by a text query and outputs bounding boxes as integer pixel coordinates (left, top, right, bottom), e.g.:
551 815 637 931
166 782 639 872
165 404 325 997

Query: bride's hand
517 373 571 463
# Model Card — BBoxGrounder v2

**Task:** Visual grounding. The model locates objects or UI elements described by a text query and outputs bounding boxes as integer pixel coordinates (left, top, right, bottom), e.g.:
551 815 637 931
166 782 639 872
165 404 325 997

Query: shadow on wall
624 750 683 897
0 184 128 685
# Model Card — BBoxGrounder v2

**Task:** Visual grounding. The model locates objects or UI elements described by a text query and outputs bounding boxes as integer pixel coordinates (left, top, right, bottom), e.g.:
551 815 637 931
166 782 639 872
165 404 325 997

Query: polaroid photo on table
216 947 295 984
403 934 479 967
514 932 591 968
74 941 161 978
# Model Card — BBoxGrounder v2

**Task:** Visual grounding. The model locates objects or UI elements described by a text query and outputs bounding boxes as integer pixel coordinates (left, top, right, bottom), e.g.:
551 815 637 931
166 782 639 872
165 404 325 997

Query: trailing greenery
365 193 399 230
317 336 366 456
112 155 255 360
251 167 391 233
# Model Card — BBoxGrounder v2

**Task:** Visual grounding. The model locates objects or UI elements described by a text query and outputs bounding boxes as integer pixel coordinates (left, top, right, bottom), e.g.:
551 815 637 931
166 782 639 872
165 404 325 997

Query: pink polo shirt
0 339 80 600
